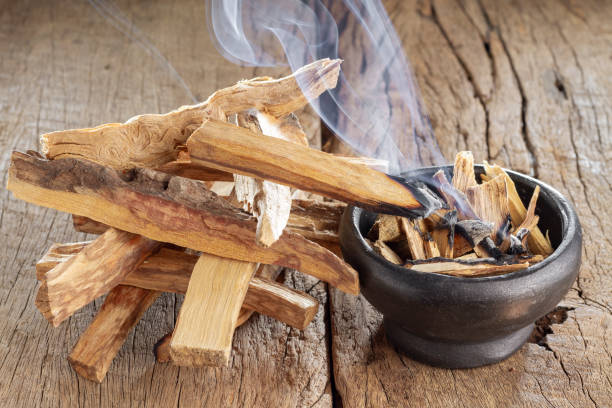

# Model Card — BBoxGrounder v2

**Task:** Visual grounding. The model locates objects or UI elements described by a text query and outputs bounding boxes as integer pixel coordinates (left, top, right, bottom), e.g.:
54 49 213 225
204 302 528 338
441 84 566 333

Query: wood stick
452 151 478 193
186 119 432 218
399 218 427 260
36 241 90 280
38 246 319 330
233 111 296 247
451 233 475 258
170 254 257 367
482 162 553 255
40 59 341 170
73 198 346 245
154 158 234 182
370 240 403 265
285 199 344 243
368 215 403 242
515 185 540 233
7 151 358 294
466 174 511 240
154 264 284 364
35 228 160 327
408 261 529 277
68 285 160 383
335 156 390 173
424 210 456 258
433 170 479 220
72 208 345 258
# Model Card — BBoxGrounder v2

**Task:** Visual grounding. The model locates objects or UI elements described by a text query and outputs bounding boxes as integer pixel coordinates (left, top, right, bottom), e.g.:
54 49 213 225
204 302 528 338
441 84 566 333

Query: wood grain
68 285 160 383
35 228 160 327
328 1 612 407
40 246 319 330
7 151 359 294
169 254 257 367
41 58 340 170
73 198 346 245
187 118 426 217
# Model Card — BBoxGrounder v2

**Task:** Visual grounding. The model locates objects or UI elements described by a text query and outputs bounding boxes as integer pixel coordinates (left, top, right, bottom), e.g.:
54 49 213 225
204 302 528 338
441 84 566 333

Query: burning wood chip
433 170 479 220
365 151 552 277
455 219 494 247
370 239 403 265
482 162 553 255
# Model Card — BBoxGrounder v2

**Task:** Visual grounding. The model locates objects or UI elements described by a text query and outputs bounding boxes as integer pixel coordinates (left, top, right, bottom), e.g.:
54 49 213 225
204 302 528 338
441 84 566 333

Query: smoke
205 0 444 174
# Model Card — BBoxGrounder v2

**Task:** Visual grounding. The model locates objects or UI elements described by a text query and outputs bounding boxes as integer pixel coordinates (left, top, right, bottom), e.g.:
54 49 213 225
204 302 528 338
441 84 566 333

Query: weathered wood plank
329 1 612 407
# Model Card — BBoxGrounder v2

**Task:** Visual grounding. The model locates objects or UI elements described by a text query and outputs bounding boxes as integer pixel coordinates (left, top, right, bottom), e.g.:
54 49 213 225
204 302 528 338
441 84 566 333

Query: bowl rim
345 164 580 283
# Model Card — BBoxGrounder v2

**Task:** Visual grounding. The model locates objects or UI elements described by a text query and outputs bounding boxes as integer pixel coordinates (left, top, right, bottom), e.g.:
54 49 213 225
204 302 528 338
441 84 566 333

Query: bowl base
384 318 533 369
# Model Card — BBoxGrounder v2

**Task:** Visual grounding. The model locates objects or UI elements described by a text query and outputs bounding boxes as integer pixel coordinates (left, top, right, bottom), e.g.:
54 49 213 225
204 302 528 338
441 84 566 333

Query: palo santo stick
155 158 234 182
399 218 427 260
483 162 553 255
72 216 108 235
73 198 346 245
170 254 257 367
431 229 452 258
73 198 345 245
433 170 479 220
36 241 90 279
466 174 511 239
155 263 285 364
423 234 441 258
452 151 478 193
408 261 529 277
68 285 160 383
371 240 403 265
38 246 319 330
35 228 160 327
244 277 318 330
186 119 434 218
286 199 344 243
515 185 540 233
7 152 358 294
233 111 298 247
336 156 390 173
425 210 456 258
368 215 403 242
40 59 341 170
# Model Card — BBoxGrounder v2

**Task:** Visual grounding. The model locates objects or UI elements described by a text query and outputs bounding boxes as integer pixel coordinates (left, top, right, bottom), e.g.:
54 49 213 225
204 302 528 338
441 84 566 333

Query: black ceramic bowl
339 165 582 369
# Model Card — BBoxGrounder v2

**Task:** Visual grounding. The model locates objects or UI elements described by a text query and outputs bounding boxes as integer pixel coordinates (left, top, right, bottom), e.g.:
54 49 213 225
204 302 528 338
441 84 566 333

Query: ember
366 151 554 277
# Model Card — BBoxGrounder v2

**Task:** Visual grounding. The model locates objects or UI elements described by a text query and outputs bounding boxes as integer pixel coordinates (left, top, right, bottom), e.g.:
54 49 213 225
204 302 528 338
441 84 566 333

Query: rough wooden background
0 0 610 407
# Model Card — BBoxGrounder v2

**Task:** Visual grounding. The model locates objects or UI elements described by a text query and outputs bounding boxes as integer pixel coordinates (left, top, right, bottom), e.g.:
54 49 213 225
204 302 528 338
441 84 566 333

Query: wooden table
1 1 610 406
